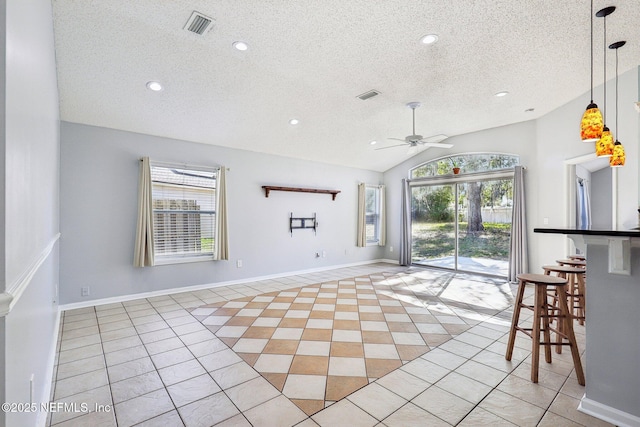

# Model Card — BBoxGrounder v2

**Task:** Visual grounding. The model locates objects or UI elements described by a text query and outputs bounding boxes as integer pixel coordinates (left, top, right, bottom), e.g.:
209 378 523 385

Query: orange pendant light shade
581 104 604 142
608 41 626 168
610 140 625 167
595 126 614 156
581 0 603 142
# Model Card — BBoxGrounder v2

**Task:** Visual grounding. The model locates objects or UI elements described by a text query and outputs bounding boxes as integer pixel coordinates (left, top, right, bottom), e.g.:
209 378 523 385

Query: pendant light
595 6 616 157
609 40 626 167
580 0 603 143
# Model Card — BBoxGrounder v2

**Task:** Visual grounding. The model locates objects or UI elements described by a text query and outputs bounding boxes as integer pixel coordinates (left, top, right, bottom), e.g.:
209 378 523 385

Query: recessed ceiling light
233 41 248 51
494 91 509 97
420 34 439 45
289 118 299 125
146 81 163 92
369 140 377 145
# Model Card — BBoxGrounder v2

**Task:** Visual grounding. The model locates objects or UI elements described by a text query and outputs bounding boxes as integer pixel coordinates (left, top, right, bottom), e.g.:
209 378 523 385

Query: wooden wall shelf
262 186 341 200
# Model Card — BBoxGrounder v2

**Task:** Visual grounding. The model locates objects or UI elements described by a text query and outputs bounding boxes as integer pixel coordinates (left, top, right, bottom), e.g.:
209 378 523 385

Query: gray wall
2 0 61 426
590 167 612 229
59 122 384 304
583 244 640 420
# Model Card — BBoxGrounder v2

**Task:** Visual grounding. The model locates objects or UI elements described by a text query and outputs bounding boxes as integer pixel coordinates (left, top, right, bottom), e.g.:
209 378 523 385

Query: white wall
0 0 7 413
2 0 61 426
59 122 384 304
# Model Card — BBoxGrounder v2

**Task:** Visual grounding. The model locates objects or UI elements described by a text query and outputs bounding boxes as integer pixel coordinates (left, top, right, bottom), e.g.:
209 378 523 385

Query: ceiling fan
376 102 453 152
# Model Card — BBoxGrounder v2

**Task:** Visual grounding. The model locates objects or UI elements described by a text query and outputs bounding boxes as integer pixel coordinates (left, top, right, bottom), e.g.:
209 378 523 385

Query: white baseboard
579 395 640 427
59 259 401 311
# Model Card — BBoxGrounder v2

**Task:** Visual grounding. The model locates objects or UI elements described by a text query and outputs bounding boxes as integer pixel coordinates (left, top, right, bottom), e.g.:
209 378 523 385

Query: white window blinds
150 163 217 260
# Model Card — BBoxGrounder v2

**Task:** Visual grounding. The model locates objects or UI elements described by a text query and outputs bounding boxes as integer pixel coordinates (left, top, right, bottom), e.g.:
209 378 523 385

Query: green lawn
201 238 214 252
412 221 510 260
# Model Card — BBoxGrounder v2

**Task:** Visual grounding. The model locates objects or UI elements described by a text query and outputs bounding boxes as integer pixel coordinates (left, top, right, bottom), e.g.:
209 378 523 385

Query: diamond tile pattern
196 273 468 415
50 264 613 427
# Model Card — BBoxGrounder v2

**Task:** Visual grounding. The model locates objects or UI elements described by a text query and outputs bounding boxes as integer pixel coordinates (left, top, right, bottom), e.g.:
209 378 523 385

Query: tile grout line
52 265 596 427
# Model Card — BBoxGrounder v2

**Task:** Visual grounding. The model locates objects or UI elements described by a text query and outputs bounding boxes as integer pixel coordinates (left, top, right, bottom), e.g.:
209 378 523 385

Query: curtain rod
140 158 229 171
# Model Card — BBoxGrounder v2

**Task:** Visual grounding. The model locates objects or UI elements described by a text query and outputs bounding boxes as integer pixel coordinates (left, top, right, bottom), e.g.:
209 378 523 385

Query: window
150 162 217 263
365 186 381 244
410 153 519 179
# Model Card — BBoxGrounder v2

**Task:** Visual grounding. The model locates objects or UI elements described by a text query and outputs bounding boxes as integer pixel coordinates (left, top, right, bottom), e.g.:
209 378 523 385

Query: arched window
410 153 520 179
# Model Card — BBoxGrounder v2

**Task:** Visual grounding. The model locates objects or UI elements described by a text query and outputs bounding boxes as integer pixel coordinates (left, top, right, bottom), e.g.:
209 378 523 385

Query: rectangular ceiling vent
184 11 214 35
357 89 381 101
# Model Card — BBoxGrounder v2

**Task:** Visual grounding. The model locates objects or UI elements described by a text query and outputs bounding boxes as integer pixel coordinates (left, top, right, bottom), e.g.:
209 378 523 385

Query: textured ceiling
51 1 640 172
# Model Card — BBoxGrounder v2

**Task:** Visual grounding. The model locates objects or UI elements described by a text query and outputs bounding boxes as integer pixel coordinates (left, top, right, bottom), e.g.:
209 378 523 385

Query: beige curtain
214 166 229 260
356 183 366 247
508 166 528 282
378 185 386 246
134 157 155 267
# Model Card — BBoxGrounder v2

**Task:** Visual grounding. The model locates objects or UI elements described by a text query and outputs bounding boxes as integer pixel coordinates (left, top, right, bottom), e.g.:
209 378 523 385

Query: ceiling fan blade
421 134 449 144
422 142 454 148
375 144 408 150
387 138 407 142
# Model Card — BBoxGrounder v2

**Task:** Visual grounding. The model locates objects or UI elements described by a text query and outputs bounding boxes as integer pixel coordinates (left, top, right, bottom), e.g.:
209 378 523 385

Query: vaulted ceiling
52 1 640 171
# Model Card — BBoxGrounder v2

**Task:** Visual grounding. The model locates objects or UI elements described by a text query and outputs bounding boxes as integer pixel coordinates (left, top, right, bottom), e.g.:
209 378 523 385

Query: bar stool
557 258 586 269
543 265 586 325
506 273 585 385
567 254 586 261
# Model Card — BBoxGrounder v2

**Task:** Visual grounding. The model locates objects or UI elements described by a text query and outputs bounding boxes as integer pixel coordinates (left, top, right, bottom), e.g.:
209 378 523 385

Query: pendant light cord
603 15 607 124
590 0 594 102
615 48 619 136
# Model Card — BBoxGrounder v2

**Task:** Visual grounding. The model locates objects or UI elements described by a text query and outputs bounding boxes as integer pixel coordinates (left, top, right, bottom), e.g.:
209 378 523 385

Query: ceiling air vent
184 11 214 35
357 89 381 101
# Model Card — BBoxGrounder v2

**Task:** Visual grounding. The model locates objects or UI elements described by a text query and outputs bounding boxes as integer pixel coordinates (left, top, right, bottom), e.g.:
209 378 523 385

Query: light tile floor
49 263 614 426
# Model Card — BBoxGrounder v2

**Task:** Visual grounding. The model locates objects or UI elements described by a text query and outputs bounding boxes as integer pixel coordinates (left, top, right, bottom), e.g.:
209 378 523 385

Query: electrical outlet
543 217 549 225
236 259 243 268
389 246 394 252
81 286 90 297
322 250 326 258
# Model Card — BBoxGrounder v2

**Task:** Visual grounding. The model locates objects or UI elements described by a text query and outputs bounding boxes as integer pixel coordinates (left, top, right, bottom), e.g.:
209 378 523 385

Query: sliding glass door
411 184 458 269
411 175 513 277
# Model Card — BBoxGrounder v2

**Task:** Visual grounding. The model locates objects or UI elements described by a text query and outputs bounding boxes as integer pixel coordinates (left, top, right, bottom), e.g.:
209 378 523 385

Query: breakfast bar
534 227 640 427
